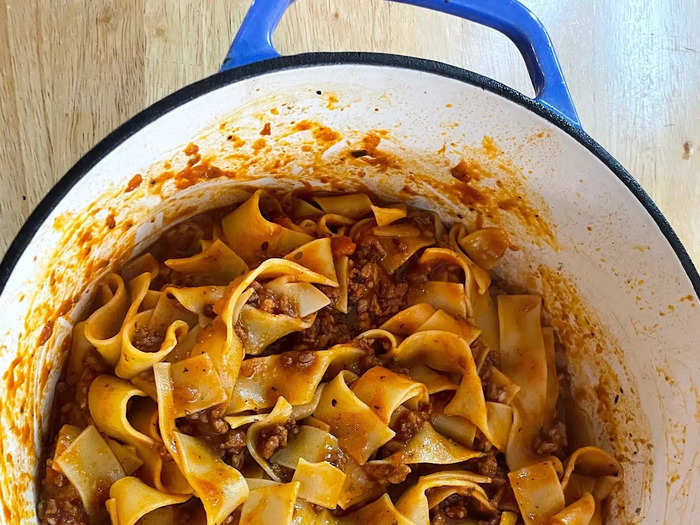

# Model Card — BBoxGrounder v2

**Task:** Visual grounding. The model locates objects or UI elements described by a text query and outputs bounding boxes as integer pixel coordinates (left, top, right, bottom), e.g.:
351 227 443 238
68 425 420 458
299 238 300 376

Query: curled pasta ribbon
126 399 190 494
116 310 189 379
175 432 249 525
83 273 129 366
337 454 384 510
313 370 395 464
313 193 373 219
222 190 313 265
457 226 510 270
105 476 190 525
383 304 481 344
106 439 143 475
154 363 248 524
431 412 476 447
54 425 125 522
163 285 227 316
328 494 412 525
498 295 549 469
317 213 354 237
284 237 338 283
282 194 323 220
247 396 294 481
547 493 595 525
264 276 330 318
88 375 154 448
381 303 437 335
269 424 340 470
417 308 481 344
164 238 248 284
396 471 491 525
239 481 300 525
169 353 227 418
448 223 493 294
193 257 338 408
237 305 316 355
334 255 350 313
508 459 566 525
234 277 330 355
407 281 467 319
393 330 511 450
351 366 428 423
379 421 482 465
356 329 401 353
561 446 621 503
120 252 160 282
291 458 346 509
416 247 484 319
86 271 157 366
427 484 497 516
51 425 81 471
379 234 435 274
229 345 363 412
371 203 407 226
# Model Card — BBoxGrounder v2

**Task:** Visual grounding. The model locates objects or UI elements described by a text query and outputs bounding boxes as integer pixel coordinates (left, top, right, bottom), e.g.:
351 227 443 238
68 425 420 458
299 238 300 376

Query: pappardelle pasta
38 190 619 525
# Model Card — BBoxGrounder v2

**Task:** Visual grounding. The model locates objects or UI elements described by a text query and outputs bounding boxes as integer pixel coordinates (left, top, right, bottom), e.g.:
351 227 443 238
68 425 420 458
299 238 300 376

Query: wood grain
0 0 697 261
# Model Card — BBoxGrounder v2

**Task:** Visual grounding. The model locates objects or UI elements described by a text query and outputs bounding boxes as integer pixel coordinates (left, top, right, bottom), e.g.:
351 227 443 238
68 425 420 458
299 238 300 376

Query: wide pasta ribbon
456 226 510 270
54 425 125 523
229 345 362 412
395 471 491 525
378 421 482 465
350 366 428 423
154 363 248 525
222 190 313 265
291 458 346 509
313 193 373 219
164 238 248 284
393 330 512 450
325 494 412 525
116 309 189 379
105 476 190 525
561 446 620 504
313 371 395 464
246 396 294 481
498 295 548 470
88 375 154 448
83 273 138 366
284 237 338 283
239 481 300 525
508 459 566 525
269 424 340 470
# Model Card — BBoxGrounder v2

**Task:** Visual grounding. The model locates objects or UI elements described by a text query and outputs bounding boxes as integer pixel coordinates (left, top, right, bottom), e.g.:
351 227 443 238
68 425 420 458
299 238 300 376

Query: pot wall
0 62 697 524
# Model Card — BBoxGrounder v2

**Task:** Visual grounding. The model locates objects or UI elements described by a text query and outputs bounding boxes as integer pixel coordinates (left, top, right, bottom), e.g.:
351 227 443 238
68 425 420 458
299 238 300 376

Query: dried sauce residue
435 150 555 247
538 265 652 521
481 136 503 159
125 174 142 192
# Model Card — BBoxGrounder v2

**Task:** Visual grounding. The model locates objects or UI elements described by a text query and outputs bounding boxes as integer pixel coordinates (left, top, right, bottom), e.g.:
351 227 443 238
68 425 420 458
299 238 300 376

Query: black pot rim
1 51 698 296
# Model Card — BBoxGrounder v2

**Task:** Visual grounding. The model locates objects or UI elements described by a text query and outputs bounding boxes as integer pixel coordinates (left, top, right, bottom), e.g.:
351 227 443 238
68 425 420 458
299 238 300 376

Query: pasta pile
38 191 620 525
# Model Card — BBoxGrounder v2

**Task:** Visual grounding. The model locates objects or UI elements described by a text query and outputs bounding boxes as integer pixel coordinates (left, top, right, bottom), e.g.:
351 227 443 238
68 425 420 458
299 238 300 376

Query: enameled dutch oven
0 0 698 523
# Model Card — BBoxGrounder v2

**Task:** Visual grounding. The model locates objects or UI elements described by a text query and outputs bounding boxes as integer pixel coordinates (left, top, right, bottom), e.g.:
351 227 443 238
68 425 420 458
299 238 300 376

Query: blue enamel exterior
222 0 580 126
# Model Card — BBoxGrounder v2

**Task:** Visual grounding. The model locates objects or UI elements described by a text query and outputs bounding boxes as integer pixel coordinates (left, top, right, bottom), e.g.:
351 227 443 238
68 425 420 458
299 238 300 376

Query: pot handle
222 0 580 127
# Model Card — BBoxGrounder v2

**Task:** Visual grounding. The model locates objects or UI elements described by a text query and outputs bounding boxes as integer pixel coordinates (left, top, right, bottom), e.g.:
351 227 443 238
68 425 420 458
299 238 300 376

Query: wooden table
1 0 697 261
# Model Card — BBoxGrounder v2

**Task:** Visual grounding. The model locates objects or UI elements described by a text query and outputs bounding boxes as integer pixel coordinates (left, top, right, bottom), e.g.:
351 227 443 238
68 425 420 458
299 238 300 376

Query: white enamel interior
0 63 697 524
